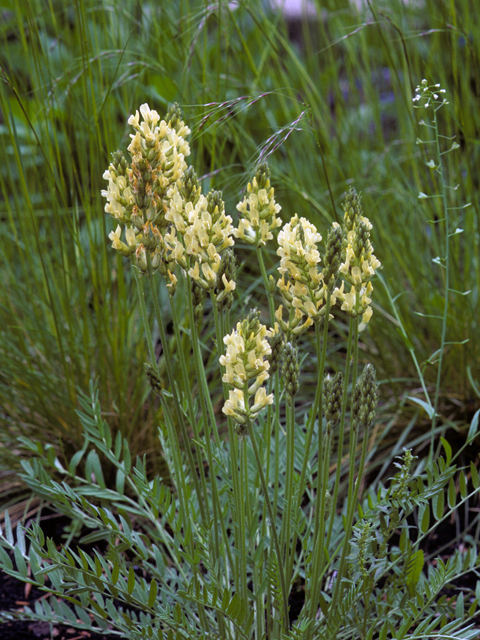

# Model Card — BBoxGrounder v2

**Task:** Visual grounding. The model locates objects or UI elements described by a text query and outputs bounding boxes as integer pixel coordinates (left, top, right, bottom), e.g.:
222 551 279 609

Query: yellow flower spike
276 214 332 331
235 163 282 247
220 310 274 427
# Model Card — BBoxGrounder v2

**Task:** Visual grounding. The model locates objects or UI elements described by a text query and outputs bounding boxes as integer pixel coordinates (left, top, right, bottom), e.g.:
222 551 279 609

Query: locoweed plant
0 101 479 640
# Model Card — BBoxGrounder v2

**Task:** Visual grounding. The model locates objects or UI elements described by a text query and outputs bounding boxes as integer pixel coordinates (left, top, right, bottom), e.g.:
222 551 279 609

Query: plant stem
429 104 450 460
246 416 290 635
256 246 276 325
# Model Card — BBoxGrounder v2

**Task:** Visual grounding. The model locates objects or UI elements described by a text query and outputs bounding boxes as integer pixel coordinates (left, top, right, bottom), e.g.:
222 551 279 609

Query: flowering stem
280 393 295 589
167 293 208 523
145 262 211 526
256 246 276 325
239 433 249 607
246 416 290 635
326 316 355 549
133 267 157 368
430 104 450 460
331 418 371 605
186 278 235 581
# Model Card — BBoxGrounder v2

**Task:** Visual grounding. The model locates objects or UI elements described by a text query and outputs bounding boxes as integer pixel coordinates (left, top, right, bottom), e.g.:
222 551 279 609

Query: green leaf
433 490 444 520
123 440 131 473
467 409 480 444
0 545 13 570
420 503 430 534
85 450 106 489
406 549 424 591
470 462 479 489
148 579 158 608
115 469 125 495
14 546 27 577
3 511 13 545
459 472 467 499
69 449 86 475
114 431 123 460
127 566 135 595
111 560 120 586
447 478 456 509
440 438 452 466
406 396 436 419
455 592 464 619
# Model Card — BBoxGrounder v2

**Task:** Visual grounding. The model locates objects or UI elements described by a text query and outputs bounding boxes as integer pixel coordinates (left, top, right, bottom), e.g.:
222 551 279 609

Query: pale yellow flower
220 311 274 426
235 165 282 246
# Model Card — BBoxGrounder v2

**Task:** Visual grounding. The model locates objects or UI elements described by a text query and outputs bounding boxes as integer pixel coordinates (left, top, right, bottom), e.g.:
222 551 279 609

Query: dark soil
0 569 122 640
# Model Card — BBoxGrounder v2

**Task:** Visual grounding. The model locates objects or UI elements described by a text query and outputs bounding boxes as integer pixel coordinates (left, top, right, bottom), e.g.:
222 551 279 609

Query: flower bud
144 363 163 396
322 222 343 288
358 364 378 428
323 371 344 429
282 342 300 397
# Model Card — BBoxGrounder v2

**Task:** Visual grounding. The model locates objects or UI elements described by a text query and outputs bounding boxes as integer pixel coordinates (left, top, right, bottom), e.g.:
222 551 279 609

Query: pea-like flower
219 310 274 427
234 163 282 246
276 214 336 335
166 186 236 292
334 188 381 331
102 103 191 275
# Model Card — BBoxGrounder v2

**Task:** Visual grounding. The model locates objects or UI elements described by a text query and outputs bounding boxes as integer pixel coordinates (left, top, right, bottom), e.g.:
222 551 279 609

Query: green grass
0 0 478 501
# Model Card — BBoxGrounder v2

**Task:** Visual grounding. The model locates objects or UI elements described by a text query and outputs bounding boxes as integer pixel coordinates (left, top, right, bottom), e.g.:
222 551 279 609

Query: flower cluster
335 188 381 331
234 163 282 246
102 103 191 275
219 310 274 427
276 214 336 336
165 178 236 293
412 79 448 108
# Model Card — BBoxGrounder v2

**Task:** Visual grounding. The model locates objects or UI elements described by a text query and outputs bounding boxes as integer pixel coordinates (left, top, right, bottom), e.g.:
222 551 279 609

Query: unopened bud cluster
353 364 378 429
323 372 344 431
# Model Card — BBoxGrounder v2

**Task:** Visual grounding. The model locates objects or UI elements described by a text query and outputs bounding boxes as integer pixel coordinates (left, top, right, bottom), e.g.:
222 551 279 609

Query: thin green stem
146 265 208 523
256 246 276 326
326 317 355 548
280 393 295 590
239 434 249 607
331 418 371 606
133 268 157 367
430 105 450 460
246 416 290 635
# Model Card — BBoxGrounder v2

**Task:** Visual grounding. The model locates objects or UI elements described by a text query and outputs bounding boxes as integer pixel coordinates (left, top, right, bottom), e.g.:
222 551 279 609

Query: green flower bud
322 222 343 288
144 363 163 396
191 279 206 326
254 162 270 190
323 371 344 429
324 490 332 521
111 149 129 177
179 166 202 206
215 249 237 311
165 102 184 132
267 331 285 375
358 364 378 428
342 186 363 236
207 190 224 216
282 341 299 397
